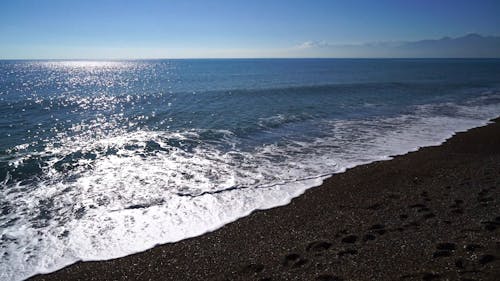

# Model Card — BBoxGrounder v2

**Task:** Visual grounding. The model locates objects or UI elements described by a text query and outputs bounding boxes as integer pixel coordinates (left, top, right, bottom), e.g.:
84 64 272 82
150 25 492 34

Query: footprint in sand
409 203 435 219
239 263 264 275
306 241 333 253
363 234 376 241
449 199 465 215
282 253 308 269
363 223 388 240
481 218 499 231
478 254 496 265
369 224 387 235
341 235 358 244
432 242 456 259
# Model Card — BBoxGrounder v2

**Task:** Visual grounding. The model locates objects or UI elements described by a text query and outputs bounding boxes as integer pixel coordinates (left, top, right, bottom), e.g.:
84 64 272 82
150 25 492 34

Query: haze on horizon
1 0 500 59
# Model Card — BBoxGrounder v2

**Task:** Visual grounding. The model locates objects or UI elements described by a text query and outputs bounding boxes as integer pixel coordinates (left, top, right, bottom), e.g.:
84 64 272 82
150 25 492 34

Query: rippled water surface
1 59 500 280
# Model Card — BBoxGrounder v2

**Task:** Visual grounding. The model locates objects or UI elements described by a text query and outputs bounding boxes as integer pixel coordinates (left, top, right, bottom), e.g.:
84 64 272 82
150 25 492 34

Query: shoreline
31 118 500 281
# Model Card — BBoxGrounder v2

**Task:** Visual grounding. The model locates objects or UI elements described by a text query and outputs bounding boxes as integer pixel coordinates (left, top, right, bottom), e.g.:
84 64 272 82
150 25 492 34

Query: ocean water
1 59 500 280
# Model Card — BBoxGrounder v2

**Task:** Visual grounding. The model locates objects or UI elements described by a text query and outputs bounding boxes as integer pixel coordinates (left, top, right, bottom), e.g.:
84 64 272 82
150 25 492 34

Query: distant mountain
295 34 500 58
395 34 500 57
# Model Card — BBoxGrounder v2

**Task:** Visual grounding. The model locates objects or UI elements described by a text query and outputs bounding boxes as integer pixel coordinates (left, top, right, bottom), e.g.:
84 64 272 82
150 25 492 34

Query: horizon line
2 57 500 61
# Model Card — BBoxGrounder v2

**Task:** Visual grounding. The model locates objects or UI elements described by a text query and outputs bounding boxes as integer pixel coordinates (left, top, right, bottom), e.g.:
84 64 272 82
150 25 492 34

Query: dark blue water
1 59 500 280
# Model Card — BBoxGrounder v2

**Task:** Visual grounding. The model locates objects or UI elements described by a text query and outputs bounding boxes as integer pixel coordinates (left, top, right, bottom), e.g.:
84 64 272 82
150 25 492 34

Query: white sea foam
0 96 500 281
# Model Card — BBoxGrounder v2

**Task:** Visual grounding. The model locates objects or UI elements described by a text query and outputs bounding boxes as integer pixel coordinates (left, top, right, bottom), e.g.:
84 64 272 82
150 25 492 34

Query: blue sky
1 0 499 59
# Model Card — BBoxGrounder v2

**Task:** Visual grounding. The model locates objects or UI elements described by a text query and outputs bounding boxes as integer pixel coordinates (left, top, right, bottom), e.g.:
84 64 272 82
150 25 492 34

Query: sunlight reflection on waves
41 60 132 69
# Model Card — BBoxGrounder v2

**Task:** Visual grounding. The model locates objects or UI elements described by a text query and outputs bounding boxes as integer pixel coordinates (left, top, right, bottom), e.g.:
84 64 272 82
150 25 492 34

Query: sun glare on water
41 60 131 71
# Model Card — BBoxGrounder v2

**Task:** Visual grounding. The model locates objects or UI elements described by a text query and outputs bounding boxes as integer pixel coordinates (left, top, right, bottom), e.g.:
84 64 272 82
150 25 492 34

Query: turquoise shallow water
1 59 500 280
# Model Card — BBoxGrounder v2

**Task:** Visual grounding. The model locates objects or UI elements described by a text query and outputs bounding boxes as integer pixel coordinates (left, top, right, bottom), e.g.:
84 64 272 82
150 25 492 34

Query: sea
1 59 500 280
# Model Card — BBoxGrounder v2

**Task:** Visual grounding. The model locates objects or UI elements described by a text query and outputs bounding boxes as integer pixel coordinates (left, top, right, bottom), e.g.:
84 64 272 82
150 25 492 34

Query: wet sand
31 118 500 281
